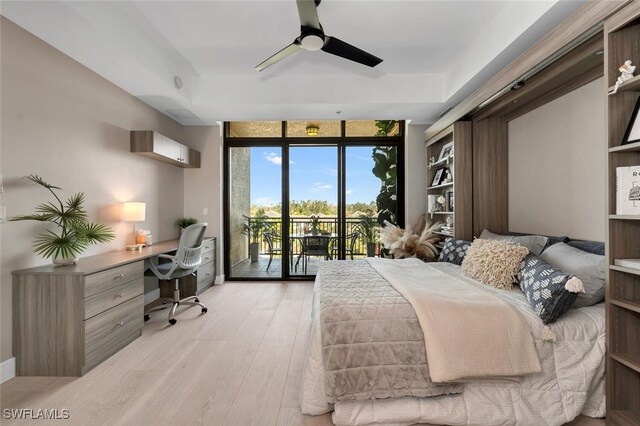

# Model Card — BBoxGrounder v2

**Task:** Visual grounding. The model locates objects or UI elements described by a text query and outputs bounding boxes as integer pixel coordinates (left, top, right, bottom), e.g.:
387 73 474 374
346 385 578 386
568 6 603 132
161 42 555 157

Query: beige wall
0 18 220 364
508 77 606 241
405 124 428 229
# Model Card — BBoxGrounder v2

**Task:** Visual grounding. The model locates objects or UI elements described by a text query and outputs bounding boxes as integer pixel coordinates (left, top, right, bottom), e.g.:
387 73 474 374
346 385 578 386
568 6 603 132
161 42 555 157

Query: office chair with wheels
144 223 208 325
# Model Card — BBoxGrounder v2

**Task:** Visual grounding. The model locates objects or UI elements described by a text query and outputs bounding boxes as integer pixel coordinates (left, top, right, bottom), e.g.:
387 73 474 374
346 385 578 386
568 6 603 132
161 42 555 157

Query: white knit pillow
461 239 529 290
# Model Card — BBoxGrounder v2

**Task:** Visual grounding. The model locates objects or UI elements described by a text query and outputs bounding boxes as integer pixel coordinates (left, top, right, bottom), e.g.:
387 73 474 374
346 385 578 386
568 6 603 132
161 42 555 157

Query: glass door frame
223 121 405 281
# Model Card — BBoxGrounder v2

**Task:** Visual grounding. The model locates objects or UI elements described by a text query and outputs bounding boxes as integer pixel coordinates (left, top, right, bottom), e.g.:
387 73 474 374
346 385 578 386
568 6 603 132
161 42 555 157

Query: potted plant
357 211 379 257
309 214 321 236
175 217 198 234
241 214 268 262
9 175 115 265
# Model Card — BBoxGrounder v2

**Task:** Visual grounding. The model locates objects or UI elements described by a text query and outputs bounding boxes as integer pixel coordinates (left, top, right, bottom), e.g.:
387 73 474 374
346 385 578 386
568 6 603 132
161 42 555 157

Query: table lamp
122 202 146 251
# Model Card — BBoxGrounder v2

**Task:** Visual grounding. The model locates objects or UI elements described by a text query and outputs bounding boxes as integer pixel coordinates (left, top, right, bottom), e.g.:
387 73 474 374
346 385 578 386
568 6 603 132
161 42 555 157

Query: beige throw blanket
367 258 541 383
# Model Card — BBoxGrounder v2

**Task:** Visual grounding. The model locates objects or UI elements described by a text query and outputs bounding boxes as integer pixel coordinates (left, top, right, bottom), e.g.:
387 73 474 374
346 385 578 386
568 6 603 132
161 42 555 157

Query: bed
299 259 605 426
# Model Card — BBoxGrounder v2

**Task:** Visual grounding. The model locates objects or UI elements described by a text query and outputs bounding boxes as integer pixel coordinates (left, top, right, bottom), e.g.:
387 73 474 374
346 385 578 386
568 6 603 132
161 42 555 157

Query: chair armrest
157 254 174 260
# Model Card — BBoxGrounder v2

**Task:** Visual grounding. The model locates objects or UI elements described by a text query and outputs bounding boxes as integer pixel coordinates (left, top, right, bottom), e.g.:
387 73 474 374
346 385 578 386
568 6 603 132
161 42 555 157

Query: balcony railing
247 216 372 257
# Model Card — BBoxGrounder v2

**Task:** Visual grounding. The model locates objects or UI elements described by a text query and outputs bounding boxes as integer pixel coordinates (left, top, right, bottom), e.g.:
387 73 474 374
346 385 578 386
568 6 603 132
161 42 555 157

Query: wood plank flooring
1 282 605 426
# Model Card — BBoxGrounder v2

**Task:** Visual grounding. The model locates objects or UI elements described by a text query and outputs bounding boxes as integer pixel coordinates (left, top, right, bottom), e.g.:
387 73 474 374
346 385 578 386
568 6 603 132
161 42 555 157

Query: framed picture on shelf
622 98 640 145
438 141 454 160
446 191 454 212
431 168 445 187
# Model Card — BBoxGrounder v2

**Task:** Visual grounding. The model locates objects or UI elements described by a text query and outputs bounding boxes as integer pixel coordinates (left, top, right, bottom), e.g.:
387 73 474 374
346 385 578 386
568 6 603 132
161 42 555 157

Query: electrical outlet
202 207 208 216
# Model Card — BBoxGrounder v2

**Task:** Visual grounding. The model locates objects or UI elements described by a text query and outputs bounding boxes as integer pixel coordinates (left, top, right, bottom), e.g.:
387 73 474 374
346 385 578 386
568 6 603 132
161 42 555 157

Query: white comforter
300 262 606 426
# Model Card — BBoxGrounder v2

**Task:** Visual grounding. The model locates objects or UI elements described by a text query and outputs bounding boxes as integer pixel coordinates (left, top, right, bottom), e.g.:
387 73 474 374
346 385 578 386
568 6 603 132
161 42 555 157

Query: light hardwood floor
1 282 605 426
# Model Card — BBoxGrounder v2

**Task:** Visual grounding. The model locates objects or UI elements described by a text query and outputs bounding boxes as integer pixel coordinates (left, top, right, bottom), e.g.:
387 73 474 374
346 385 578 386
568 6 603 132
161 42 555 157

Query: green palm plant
10 175 115 262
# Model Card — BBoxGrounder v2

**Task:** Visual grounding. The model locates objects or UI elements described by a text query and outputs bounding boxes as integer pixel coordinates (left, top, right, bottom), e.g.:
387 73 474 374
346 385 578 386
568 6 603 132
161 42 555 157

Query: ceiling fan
255 0 383 72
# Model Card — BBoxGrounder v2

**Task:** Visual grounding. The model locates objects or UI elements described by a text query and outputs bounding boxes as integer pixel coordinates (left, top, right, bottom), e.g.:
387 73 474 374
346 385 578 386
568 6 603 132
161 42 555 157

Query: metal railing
249 216 372 257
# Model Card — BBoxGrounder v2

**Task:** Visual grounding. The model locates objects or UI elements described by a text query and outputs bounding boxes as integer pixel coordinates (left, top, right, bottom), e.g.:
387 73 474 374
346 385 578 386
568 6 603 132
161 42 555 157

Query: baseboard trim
1 357 16 383
144 288 160 306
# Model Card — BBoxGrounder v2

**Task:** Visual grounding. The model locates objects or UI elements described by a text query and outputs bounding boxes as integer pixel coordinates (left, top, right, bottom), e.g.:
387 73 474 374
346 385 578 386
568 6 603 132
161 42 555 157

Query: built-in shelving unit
425 121 473 241
605 2 640 423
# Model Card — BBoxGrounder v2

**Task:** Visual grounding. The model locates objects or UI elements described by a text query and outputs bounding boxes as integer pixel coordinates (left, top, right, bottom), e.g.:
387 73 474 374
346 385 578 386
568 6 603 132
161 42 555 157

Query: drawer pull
205 273 211 277
204 256 210 261
116 292 125 298
115 273 124 280
116 321 125 327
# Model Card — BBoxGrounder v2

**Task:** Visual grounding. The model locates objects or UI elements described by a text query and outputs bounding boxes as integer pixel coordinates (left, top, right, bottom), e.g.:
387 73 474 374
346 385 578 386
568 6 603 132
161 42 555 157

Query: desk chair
144 223 208 325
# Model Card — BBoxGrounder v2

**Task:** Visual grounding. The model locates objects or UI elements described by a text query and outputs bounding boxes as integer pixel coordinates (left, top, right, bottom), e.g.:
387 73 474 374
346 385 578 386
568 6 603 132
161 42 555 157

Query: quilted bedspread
316 260 462 403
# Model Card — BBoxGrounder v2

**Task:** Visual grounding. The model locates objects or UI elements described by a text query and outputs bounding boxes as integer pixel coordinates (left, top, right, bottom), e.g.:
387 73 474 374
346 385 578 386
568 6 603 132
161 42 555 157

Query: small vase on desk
311 228 319 236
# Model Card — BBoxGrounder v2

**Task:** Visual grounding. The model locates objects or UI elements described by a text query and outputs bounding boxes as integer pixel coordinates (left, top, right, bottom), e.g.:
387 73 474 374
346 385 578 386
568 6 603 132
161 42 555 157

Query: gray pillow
479 229 549 256
539 242 606 308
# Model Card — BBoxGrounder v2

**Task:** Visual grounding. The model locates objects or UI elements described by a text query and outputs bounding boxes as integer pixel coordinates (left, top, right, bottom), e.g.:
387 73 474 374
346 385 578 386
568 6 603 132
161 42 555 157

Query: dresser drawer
201 251 215 265
84 262 144 298
84 295 142 372
197 261 215 285
84 277 144 320
202 238 215 254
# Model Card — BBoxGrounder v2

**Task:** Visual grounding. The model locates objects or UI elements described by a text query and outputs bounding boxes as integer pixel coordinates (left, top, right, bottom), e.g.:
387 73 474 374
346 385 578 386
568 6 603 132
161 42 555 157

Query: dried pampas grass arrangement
380 221 443 261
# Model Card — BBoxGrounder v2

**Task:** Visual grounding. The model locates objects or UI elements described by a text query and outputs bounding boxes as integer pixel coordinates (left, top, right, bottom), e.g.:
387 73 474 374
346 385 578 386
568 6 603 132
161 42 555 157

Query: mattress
300 261 606 426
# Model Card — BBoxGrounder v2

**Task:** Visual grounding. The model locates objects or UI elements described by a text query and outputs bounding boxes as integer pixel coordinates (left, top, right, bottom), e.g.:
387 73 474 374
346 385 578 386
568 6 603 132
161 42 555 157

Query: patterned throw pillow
518 253 584 324
437 238 471 265
461 239 529 290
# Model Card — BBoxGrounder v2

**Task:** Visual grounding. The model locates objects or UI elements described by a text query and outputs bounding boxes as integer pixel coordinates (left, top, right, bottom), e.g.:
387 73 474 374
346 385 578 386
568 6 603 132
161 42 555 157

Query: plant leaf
26 175 62 190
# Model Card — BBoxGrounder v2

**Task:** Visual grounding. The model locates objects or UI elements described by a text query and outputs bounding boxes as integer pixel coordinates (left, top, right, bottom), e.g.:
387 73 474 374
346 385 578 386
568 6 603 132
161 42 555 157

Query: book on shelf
440 226 454 233
614 259 640 270
616 166 640 215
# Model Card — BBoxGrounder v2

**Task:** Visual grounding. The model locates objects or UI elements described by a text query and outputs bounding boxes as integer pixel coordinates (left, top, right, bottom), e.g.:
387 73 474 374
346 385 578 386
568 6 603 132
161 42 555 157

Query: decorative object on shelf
122 202 146 251
437 195 447 211
622 98 640 145
431 168 445 186
356 211 379 257
614 258 640 270
136 228 151 245
428 156 437 168
427 194 439 214
9 175 115 265
608 60 636 95
443 169 453 184
438 141 454 161
446 191 454 212
380 221 442 261
309 214 321 235
445 215 454 228
616 165 640 215
242 214 269 262
175 217 198 232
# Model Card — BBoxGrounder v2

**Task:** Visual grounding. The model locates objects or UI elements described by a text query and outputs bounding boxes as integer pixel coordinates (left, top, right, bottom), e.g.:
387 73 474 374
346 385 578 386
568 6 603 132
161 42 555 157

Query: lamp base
126 244 145 251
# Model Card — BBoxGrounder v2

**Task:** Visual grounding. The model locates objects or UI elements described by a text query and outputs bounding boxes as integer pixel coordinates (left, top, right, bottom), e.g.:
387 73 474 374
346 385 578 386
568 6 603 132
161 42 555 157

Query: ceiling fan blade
321 36 383 67
296 0 321 30
255 41 302 72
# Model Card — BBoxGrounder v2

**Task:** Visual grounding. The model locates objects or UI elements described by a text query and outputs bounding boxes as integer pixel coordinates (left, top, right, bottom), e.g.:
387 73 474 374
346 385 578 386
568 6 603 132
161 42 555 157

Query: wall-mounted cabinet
130 131 201 168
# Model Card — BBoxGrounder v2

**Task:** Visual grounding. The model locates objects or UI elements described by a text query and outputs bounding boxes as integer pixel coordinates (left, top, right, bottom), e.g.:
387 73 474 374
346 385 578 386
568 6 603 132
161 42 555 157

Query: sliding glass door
224 121 404 280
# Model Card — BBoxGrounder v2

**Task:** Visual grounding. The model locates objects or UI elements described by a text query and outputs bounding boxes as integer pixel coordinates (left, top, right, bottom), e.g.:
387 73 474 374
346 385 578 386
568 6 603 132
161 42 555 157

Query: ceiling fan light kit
256 0 383 72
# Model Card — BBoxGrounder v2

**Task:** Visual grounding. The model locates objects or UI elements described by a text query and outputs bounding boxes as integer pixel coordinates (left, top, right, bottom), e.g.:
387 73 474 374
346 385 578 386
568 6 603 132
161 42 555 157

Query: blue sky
249 146 380 206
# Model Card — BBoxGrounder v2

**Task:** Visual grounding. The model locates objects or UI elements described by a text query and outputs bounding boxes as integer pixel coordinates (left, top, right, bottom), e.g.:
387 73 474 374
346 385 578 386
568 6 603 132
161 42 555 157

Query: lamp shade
122 202 146 222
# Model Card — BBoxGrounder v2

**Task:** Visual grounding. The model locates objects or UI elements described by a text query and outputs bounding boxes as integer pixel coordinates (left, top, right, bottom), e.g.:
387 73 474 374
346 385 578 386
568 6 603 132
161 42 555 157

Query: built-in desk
12 237 216 377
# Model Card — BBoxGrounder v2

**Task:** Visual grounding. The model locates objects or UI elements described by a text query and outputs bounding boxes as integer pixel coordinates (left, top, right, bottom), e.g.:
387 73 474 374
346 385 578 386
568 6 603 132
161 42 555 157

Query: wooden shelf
427 155 453 169
611 264 640 276
434 231 454 238
430 211 454 215
608 410 640 426
427 182 454 190
608 74 640 93
610 214 640 220
610 141 640 153
610 298 640 314
611 352 640 374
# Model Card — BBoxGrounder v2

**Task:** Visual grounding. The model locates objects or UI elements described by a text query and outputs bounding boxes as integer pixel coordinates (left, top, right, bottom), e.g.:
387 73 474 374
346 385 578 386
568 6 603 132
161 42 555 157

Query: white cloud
253 197 274 206
313 182 333 190
346 190 353 195
263 152 282 165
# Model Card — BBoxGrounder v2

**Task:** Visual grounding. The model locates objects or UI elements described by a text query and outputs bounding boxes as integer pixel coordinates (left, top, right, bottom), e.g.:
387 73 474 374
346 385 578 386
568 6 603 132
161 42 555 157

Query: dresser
12 237 216 377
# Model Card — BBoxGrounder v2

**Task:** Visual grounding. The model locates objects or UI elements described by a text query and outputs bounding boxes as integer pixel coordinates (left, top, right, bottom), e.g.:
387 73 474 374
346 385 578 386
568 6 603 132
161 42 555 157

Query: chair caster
169 318 177 325
194 298 199 303
144 314 150 322
202 307 208 314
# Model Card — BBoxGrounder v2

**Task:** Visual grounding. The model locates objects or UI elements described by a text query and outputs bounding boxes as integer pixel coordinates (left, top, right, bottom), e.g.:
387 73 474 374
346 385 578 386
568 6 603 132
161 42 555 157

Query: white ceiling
1 0 587 125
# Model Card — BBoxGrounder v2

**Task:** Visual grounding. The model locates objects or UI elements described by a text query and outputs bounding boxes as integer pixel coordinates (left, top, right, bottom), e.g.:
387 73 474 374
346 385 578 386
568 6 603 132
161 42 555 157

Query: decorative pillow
540 242 606 308
566 239 605 256
480 229 549 256
461 239 529 290
518 253 584 324
437 238 471 265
